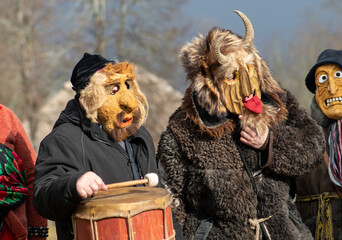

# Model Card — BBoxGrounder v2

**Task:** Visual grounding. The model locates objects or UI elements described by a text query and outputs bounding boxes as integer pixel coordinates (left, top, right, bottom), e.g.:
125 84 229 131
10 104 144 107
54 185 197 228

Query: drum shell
72 187 175 240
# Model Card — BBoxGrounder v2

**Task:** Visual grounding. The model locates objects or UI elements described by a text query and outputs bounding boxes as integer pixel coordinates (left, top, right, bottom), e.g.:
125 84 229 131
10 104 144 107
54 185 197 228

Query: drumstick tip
144 173 159 187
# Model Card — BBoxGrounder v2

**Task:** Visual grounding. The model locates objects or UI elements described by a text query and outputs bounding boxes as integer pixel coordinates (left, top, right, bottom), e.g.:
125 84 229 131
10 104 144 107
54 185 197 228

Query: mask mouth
243 90 262 114
116 114 134 128
324 96 342 107
243 90 256 102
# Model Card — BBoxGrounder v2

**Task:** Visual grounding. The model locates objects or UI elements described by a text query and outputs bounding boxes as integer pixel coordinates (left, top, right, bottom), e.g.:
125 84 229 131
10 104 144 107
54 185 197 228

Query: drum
72 187 175 240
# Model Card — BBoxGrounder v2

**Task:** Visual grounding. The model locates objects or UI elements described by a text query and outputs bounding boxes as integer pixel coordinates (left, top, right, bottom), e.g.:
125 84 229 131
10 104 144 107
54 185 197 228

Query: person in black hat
33 53 183 240
295 49 342 239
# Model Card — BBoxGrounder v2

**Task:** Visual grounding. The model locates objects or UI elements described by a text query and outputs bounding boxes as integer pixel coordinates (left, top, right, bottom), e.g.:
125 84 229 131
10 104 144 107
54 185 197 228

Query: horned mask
214 11 262 115
179 11 286 137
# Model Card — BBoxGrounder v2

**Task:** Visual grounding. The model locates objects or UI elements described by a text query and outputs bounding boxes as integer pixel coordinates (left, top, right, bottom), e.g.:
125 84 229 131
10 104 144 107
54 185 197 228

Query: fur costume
157 11 324 239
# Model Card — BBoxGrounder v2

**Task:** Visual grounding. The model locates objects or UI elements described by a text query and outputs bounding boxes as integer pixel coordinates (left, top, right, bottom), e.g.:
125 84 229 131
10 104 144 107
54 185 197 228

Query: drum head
73 187 172 220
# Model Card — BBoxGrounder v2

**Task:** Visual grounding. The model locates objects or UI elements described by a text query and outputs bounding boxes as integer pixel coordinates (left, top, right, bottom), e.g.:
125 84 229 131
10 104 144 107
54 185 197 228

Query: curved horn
214 35 229 65
234 10 254 47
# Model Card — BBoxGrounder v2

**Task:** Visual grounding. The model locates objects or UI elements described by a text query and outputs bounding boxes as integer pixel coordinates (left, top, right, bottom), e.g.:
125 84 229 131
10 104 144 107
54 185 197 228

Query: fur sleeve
269 90 325 177
157 126 188 227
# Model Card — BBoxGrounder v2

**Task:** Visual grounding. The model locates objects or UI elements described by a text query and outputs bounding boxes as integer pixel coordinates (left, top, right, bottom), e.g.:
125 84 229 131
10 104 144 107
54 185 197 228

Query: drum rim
72 187 172 220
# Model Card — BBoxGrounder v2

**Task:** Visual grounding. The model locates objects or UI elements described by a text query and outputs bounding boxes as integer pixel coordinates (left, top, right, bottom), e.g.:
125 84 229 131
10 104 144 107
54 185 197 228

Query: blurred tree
0 0 78 148
323 0 342 12
0 0 190 148
77 0 190 87
263 6 342 110
92 0 106 55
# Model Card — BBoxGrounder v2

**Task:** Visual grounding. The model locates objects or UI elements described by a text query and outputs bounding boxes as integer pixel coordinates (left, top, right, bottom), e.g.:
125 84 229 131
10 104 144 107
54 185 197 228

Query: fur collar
181 87 288 138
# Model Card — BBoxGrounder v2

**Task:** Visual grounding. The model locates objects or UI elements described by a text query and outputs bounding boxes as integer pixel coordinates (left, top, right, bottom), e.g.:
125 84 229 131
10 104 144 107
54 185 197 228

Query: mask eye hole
226 71 237 82
106 85 120 95
334 71 342 78
318 74 328 84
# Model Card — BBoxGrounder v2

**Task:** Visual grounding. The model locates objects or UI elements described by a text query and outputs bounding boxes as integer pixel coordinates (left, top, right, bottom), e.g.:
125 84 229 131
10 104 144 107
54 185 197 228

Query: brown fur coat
157 90 324 239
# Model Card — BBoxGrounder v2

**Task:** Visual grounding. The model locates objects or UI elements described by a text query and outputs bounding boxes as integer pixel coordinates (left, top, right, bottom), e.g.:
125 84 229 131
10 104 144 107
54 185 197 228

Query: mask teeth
325 97 342 106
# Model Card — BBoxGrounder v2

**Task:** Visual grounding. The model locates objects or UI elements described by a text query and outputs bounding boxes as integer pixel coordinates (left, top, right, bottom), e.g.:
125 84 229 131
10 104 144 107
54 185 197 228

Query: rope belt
249 216 272 240
296 192 340 240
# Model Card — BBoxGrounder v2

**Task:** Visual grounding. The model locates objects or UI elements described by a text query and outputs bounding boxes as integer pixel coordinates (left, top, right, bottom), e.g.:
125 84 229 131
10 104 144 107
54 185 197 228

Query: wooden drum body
72 187 175 240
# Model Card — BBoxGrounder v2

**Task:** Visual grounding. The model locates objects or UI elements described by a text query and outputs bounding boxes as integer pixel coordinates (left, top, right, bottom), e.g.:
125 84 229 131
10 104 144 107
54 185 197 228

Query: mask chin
109 125 139 142
107 109 143 141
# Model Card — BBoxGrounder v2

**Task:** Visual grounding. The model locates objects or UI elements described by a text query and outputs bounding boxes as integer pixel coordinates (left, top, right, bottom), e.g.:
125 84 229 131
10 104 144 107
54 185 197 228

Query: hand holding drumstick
76 172 159 199
76 171 108 199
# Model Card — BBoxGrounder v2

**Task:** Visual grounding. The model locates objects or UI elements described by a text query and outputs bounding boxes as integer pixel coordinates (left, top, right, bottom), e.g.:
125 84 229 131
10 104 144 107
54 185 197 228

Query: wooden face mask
315 64 342 120
97 62 146 142
224 64 262 115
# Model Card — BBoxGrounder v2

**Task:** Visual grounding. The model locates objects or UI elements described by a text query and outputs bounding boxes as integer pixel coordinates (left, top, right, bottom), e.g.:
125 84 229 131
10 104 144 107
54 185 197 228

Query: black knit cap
71 52 116 92
305 49 342 93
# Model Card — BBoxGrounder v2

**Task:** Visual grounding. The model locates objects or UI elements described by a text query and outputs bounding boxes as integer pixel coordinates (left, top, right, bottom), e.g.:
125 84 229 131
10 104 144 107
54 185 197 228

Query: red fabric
243 95 262 114
0 224 16 240
4 208 27 240
0 104 47 240
0 145 29 204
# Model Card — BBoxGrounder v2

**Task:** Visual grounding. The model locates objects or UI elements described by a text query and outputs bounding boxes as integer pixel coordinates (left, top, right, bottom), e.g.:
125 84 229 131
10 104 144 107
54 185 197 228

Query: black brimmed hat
305 49 342 93
71 53 115 93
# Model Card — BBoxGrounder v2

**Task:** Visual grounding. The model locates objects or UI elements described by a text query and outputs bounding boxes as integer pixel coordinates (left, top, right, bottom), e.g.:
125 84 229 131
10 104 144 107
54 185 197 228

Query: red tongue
243 94 262 114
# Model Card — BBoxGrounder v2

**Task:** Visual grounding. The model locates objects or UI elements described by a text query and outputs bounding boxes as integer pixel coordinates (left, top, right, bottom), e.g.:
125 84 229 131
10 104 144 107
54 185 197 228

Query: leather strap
193 218 213 240
236 144 271 240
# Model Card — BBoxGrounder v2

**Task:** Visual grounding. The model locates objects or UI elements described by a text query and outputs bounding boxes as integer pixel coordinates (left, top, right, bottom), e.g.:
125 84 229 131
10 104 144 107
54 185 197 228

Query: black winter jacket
33 98 158 239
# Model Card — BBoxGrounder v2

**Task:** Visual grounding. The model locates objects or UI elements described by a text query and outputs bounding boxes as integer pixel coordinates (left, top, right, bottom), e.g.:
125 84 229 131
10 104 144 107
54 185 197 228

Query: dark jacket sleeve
33 133 85 221
268 90 325 177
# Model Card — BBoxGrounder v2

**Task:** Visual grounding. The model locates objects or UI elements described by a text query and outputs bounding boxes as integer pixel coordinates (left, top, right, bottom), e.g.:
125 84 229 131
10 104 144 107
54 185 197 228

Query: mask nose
119 92 137 113
328 78 338 94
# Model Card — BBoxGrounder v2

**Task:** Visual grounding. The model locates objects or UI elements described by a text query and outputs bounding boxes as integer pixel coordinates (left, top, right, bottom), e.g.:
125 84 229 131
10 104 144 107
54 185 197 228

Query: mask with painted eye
315 64 342 120
223 64 262 115
213 11 262 115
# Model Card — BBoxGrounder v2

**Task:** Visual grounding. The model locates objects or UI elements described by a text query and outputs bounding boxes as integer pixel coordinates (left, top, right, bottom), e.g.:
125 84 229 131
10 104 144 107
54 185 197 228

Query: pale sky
182 0 329 49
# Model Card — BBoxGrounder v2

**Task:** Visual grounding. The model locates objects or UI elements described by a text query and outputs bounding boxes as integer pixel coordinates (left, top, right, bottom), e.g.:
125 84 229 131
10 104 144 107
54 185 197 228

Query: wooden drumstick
106 173 159 189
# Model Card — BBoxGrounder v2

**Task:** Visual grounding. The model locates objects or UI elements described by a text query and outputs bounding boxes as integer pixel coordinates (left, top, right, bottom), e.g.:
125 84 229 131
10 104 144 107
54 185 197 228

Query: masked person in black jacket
33 53 183 240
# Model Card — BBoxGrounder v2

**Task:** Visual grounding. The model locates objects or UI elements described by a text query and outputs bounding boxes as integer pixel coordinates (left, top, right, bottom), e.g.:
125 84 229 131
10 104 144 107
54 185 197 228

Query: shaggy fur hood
178 27 288 138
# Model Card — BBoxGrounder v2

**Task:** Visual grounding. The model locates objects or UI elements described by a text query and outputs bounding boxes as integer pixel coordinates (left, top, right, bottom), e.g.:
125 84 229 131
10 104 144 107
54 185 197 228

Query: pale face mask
315 64 342 120
97 63 143 142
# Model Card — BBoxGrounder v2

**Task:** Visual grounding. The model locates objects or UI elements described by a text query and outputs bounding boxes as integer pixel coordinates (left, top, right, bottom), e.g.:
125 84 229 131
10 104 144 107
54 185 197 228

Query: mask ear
310 96 333 128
